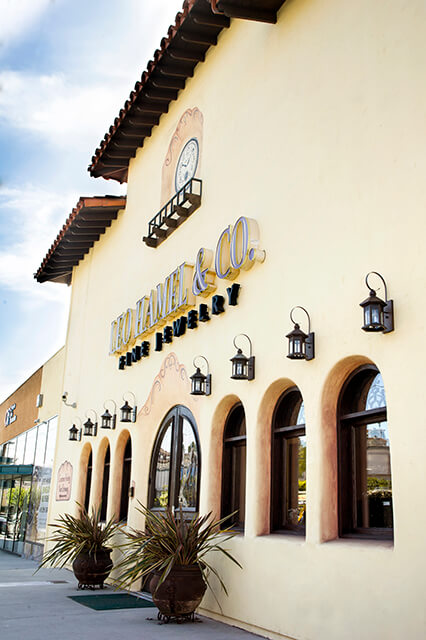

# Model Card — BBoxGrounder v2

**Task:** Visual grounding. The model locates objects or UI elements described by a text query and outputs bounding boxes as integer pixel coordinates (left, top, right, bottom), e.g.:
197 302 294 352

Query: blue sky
0 0 183 400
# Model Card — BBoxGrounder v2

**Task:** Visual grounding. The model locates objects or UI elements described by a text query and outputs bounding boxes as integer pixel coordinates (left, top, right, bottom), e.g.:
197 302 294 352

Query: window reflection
272 390 306 534
178 419 198 509
14 434 26 465
150 408 200 513
354 421 392 529
153 424 172 508
221 404 246 530
23 428 37 465
100 446 110 522
339 366 393 537
365 374 386 410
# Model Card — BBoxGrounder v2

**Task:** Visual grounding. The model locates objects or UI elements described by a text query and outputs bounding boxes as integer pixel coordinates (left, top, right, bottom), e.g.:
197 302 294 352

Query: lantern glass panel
101 410 112 429
120 401 132 423
293 338 302 355
84 419 93 436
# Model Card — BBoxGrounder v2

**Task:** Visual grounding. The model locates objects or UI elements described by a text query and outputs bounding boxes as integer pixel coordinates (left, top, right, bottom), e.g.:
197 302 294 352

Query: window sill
323 537 394 550
257 531 306 545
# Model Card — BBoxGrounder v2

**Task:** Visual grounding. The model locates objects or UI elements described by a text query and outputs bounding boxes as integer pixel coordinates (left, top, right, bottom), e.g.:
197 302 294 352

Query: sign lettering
109 217 265 366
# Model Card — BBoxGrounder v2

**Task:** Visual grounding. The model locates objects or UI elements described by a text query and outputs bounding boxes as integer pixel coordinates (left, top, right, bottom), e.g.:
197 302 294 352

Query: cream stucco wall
38 347 65 425
48 1 426 639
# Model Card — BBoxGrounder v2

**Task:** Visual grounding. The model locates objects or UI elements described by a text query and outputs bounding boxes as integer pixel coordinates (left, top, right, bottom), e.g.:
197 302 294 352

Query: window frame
100 445 110 523
270 387 306 535
119 437 132 522
84 450 92 513
337 364 393 540
221 403 246 532
148 405 200 517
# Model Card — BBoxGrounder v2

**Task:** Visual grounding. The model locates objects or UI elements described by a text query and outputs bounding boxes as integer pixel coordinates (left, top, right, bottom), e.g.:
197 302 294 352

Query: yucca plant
114 502 241 597
38 503 121 570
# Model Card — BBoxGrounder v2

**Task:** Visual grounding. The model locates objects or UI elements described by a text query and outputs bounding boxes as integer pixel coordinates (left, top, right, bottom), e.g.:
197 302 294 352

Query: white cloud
0 0 185 151
0 183 76 299
0 0 52 48
0 70 133 151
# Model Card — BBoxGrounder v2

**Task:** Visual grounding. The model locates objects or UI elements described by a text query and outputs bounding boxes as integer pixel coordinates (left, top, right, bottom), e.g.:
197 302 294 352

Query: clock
175 137 199 192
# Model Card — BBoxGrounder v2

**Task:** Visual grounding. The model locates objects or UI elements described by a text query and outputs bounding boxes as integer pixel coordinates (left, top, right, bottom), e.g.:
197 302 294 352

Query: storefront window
44 417 57 467
84 451 92 513
338 367 393 538
14 433 26 465
119 438 132 522
100 445 111 522
34 421 48 468
271 388 306 534
221 404 246 531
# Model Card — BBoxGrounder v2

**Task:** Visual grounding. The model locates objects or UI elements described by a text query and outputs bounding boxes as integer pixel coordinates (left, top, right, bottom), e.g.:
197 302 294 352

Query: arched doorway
148 406 200 517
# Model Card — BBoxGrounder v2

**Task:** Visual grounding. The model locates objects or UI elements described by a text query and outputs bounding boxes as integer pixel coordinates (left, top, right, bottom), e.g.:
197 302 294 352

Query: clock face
175 138 199 192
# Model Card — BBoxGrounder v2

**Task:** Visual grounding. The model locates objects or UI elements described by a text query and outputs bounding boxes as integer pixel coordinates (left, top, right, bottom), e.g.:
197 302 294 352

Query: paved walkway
0 550 262 640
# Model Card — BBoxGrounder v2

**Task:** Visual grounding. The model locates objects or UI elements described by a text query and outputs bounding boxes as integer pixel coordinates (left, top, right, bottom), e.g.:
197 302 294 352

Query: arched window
271 388 306 534
221 403 246 531
100 445 110 522
84 451 92 512
119 438 132 522
149 406 200 515
338 366 393 538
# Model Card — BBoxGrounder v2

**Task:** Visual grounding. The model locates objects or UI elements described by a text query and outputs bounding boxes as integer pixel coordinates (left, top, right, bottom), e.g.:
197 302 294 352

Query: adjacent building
0 348 64 559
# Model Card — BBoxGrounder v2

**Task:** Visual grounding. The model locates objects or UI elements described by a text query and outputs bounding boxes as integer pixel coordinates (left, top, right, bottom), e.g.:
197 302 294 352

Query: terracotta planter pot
149 564 207 618
72 548 113 589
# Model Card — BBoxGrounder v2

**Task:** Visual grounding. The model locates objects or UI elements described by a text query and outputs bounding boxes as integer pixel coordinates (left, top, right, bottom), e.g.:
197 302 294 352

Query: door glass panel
4 478 21 550
14 477 32 554
153 423 172 508
354 420 392 529
0 479 11 542
178 418 198 509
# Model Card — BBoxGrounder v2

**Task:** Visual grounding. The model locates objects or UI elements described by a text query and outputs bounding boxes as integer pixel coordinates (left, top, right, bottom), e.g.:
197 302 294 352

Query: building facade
0 348 64 558
36 1 426 639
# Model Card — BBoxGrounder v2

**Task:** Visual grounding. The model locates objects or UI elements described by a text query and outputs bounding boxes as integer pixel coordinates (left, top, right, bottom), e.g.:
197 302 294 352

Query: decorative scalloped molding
140 353 189 417
164 107 204 168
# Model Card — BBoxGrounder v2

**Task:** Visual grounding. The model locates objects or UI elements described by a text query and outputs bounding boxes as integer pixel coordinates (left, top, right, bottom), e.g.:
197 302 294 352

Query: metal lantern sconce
101 400 117 430
286 307 315 361
190 356 212 396
360 272 394 333
120 392 137 423
83 410 98 437
69 419 82 442
230 334 255 381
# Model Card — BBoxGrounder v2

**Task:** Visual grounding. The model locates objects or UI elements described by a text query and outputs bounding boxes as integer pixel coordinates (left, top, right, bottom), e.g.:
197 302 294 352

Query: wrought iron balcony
143 178 202 248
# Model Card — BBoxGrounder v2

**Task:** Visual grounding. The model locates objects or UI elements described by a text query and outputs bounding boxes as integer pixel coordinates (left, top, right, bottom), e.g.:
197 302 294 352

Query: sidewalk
0 550 262 640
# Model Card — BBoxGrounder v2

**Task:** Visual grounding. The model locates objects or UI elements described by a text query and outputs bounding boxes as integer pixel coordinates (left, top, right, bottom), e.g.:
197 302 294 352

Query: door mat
68 593 156 611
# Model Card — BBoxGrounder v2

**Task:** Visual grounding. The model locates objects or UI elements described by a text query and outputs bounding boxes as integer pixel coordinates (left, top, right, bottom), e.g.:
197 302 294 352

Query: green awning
0 464 33 476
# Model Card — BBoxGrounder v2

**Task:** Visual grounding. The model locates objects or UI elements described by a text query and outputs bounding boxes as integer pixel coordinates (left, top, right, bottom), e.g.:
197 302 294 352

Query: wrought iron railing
143 178 202 247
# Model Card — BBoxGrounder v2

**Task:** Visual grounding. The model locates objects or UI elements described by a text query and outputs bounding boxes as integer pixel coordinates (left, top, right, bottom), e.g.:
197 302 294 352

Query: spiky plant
38 503 121 570
114 502 241 596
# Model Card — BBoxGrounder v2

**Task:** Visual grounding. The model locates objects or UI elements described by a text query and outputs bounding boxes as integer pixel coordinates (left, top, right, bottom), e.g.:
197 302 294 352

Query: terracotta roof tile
35 196 126 284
